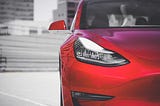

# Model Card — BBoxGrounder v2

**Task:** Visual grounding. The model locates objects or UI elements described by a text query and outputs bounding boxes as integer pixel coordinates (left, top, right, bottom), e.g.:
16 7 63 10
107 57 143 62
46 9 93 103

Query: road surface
0 72 60 106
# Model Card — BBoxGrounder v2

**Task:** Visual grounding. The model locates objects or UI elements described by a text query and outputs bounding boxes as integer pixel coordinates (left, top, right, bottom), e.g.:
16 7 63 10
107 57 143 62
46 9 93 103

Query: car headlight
74 37 129 66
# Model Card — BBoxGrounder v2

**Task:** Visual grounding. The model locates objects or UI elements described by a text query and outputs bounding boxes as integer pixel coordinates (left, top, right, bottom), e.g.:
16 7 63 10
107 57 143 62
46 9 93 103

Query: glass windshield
80 0 160 29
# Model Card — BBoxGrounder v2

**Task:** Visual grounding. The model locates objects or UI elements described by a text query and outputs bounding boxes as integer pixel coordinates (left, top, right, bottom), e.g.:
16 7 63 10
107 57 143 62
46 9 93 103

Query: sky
34 0 57 22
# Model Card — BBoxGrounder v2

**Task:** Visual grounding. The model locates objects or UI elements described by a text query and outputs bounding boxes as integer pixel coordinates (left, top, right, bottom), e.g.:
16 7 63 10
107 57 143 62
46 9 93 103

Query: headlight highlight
74 37 129 66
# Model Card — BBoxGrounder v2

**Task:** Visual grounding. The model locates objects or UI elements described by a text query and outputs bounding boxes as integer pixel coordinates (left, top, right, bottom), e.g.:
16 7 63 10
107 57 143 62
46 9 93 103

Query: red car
49 0 160 106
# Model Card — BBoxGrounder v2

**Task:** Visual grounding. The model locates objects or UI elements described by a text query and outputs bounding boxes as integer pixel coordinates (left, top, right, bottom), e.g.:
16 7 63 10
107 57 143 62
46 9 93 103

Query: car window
80 0 160 29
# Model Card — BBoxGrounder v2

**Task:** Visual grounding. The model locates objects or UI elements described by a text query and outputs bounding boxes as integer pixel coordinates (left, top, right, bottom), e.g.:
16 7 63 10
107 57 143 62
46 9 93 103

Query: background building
5 20 49 35
0 20 49 35
53 0 80 29
0 0 50 36
0 0 34 23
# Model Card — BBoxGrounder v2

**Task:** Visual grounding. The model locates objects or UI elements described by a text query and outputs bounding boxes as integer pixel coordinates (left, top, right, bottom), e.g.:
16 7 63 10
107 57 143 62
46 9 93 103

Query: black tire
59 56 63 106
60 87 63 106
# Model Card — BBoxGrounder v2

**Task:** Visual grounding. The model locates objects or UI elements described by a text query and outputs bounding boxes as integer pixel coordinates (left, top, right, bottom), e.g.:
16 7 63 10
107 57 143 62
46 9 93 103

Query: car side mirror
49 20 67 30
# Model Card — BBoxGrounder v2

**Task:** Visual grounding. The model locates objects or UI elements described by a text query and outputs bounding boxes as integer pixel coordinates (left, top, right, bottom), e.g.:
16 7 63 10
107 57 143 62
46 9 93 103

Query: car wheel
59 57 63 106
60 88 63 106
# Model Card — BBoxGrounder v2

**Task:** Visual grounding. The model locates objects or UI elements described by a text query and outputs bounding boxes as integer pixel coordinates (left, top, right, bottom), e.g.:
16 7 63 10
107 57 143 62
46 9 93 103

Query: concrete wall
0 31 70 72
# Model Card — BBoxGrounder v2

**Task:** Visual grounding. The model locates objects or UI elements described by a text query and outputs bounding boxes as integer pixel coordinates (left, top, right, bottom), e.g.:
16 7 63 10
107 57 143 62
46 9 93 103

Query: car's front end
60 28 160 106
50 0 160 106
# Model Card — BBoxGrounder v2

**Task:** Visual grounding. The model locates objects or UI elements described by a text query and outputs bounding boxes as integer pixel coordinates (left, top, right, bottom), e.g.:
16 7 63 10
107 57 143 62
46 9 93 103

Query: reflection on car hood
87 28 160 62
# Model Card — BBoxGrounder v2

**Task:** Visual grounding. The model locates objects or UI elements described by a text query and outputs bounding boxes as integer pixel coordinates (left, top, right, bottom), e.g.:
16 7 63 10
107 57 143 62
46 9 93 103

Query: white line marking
0 91 49 106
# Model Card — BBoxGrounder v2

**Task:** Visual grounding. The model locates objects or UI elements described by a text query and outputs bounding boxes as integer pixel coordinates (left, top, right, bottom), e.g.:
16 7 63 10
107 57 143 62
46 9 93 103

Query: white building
0 0 34 24
1 20 49 35
53 0 80 29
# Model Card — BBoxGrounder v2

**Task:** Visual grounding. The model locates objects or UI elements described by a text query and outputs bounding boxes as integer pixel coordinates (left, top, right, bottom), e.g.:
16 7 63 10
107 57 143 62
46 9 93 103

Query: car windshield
80 0 160 29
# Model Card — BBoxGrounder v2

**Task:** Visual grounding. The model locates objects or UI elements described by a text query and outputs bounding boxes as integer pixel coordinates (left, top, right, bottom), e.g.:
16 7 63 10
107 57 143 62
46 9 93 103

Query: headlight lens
74 37 129 66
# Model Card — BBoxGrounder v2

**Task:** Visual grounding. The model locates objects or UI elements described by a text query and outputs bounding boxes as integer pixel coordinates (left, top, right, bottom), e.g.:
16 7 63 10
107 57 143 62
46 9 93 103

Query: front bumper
61 56 160 106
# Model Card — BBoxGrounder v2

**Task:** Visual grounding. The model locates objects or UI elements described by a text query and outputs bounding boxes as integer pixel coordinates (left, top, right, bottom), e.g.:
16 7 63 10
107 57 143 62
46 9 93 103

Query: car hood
87 28 160 62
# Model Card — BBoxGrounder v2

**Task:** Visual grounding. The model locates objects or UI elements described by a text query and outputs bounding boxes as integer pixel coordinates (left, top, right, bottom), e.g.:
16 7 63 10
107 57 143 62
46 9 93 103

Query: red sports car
49 0 160 106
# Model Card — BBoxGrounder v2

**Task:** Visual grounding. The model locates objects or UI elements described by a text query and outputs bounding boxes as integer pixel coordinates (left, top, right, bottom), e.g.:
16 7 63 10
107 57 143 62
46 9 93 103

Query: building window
0 26 8 29
68 10 75 18
23 0 33 2
0 26 9 35
29 29 37 34
0 12 7 15
67 2 75 8
26 4 30 7
42 30 49 34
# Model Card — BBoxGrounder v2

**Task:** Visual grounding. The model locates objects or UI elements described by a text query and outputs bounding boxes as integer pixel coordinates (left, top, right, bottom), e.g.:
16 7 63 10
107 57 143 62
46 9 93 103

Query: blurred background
0 0 80 106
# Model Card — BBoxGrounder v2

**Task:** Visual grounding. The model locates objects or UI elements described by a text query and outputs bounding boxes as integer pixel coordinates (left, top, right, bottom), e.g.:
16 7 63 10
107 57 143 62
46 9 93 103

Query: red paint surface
59 0 160 106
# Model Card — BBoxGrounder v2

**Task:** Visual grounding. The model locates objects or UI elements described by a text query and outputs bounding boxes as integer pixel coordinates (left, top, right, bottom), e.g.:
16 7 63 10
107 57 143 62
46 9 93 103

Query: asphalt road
0 72 60 106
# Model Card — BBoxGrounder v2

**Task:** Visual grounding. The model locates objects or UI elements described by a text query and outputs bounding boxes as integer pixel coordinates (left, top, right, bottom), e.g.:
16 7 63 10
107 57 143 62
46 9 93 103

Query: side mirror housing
49 20 67 30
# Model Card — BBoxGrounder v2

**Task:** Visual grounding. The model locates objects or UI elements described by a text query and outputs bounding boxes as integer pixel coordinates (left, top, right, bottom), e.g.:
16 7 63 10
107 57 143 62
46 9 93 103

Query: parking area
0 72 60 106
